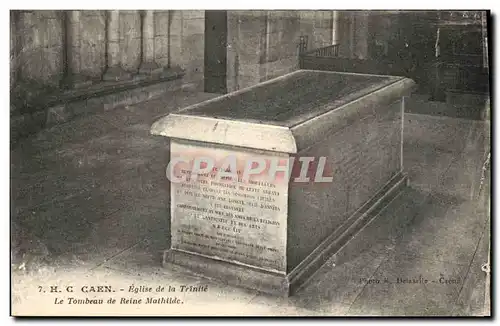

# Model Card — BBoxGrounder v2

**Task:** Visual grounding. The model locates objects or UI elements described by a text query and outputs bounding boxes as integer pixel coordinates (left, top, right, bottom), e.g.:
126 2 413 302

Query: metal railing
301 44 340 58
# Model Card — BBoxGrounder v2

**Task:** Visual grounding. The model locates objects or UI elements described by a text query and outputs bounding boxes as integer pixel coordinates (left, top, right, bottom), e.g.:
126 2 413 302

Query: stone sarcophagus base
151 70 415 296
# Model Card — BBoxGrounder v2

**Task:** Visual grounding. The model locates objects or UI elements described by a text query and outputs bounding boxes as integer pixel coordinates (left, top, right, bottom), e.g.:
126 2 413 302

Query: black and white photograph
9 8 491 317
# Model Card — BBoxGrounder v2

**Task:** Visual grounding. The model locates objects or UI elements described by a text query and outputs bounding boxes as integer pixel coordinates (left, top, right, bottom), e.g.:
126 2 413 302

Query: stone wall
299 10 334 50
352 11 370 59
119 11 141 72
155 10 205 89
226 10 307 92
10 10 356 100
10 10 205 95
178 10 205 90
79 11 106 78
301 10 371 60
227 10 267 91
14 11 65 87
10 12 17 90
337 11 354 58
265 11 301 80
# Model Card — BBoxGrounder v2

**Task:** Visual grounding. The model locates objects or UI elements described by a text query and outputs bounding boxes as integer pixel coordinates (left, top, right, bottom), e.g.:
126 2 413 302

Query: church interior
10 10 491 316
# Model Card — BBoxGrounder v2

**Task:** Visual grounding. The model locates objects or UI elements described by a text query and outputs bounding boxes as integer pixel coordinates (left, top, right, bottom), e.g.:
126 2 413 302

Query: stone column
331 10 339 45
103 10 131 81
481 11 488 69
262 12 270 78
139 10 163 75
63 10 93 88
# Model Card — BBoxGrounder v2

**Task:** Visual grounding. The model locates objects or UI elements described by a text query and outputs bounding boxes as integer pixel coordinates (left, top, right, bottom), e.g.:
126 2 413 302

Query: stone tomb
151 70 416 296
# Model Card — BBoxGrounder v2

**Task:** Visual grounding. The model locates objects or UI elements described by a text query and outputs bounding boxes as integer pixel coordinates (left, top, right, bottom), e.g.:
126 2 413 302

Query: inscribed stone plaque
170 139 289 273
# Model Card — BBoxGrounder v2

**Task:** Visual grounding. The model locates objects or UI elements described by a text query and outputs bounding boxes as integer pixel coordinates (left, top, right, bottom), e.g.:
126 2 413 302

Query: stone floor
10 89 491 316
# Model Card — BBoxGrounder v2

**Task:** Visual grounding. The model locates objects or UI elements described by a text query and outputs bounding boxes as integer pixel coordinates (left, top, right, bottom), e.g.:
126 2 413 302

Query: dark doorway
204 10 228 94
